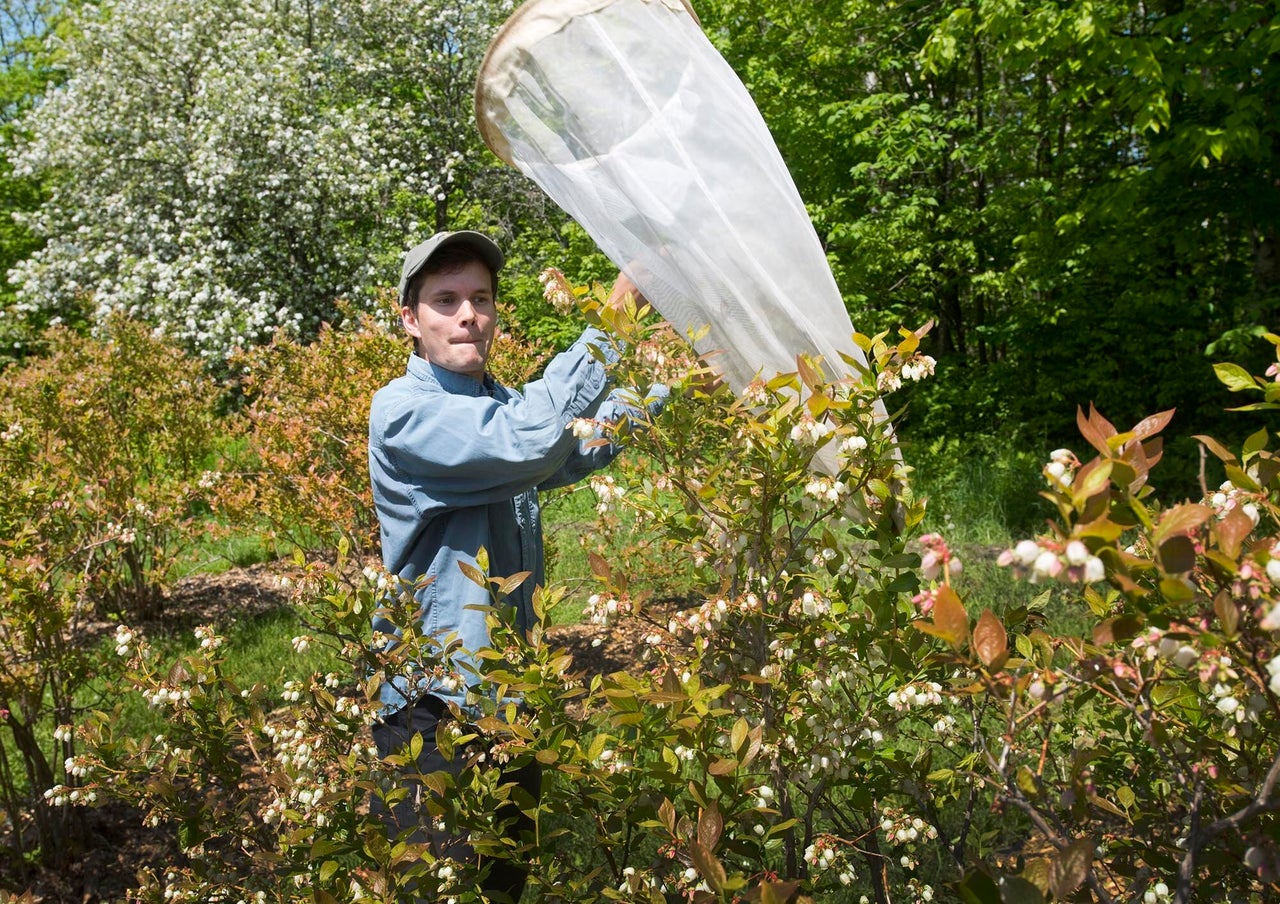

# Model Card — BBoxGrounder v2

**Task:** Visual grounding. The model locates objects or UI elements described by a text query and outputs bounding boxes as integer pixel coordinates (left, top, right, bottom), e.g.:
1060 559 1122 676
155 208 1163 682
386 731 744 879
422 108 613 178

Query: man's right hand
605 271 647 314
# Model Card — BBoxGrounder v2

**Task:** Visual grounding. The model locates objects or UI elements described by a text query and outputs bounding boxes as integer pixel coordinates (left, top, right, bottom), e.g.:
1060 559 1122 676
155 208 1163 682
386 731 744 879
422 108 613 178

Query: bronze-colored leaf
689 840 728 893
588 551 612 580
1130 409 1175 441
1077 404 1115 456
707 757 739 776
698 802 723 851
1092 615 1142 646
457 560 487 587
1157 535 1196 574
1048 838 1093 898
973 609 1008 668
1214 590 1240 637
1216 505 1254 559
659 798 676 834
745 881 804 904
1152 503 1214 545
494 571 531 597
1193 434 1237 465
919 584 969 649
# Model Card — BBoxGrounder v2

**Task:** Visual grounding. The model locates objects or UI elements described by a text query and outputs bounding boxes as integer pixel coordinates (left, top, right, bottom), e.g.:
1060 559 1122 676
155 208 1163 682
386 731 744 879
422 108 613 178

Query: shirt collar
405 353 499 397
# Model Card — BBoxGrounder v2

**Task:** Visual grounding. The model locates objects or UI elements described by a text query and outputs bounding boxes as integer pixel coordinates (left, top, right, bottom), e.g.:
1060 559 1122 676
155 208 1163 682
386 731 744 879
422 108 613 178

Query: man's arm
373 327 619 508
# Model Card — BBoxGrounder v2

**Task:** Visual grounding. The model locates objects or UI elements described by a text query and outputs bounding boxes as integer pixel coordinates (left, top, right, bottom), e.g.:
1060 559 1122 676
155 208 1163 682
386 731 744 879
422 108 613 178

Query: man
367 230 663 901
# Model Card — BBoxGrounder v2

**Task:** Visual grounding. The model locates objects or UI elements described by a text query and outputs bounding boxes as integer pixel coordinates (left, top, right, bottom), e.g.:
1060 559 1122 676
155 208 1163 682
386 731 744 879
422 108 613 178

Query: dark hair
403 243 499 309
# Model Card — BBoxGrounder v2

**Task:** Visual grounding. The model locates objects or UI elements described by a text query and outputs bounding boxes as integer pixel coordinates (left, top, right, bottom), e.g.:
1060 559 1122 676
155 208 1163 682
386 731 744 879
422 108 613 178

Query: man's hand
604 271 647 314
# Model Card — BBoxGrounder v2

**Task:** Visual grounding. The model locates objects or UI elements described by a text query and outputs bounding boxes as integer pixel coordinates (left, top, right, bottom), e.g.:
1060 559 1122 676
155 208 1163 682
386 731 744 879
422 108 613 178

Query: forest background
2 0 1280 896
0 0 1275 490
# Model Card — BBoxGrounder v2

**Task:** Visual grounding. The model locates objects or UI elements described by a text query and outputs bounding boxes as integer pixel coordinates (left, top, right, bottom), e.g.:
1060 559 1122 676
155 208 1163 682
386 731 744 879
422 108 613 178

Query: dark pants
371 695 541 903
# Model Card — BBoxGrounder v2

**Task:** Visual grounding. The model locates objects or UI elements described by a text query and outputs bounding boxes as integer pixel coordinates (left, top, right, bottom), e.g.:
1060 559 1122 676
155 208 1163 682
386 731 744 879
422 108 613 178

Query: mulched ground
4 560 671 904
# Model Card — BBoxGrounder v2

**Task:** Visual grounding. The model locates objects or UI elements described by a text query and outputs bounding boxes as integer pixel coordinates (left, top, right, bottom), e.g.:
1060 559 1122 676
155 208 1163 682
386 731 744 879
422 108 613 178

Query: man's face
402 259 497 381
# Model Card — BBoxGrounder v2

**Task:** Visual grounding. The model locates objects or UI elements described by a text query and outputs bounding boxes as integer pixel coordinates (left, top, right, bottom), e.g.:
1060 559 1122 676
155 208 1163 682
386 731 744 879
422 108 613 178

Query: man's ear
401 304 422 341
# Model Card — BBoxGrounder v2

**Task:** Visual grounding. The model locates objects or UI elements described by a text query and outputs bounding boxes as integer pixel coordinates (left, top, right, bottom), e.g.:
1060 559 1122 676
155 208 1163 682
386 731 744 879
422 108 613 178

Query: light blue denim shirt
368 327 665 715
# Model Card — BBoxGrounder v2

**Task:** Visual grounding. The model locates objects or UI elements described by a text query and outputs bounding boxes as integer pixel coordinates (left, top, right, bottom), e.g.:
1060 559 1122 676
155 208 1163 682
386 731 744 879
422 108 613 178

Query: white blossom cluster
789 413 833 446
585 592 632 627
998 537 1105 584
260 717 363 830
7 0 516 363
804 835 856 886
589 473 626 513
1209 480 1261 525
538 267 577 315
1043 447 1079 487
886 681 944 712
666 592 761 638
43 783 97 806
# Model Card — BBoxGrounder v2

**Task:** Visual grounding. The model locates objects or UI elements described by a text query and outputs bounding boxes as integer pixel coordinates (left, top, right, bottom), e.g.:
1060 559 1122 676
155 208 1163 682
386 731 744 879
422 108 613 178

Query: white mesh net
476 0 882 436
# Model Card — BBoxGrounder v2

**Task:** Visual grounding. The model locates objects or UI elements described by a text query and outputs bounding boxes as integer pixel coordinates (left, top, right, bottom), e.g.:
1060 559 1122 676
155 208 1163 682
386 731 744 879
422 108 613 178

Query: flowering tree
6 0 515 362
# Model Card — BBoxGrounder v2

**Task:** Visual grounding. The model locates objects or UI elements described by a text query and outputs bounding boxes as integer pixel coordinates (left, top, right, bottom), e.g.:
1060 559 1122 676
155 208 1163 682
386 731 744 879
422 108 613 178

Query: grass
76 607 344 744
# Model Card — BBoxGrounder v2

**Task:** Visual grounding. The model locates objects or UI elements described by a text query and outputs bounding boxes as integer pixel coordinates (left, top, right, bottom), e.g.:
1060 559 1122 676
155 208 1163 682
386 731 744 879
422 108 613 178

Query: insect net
475 0 888 465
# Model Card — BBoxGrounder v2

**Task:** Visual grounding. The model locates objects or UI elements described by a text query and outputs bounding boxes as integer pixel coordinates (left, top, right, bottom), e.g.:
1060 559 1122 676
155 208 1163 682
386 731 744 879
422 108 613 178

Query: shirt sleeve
540 383 670 490
373 328 618 508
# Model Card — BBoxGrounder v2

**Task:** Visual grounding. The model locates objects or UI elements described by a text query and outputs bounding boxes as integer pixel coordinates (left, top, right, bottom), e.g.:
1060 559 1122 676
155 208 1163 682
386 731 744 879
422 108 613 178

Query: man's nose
457 299 478 324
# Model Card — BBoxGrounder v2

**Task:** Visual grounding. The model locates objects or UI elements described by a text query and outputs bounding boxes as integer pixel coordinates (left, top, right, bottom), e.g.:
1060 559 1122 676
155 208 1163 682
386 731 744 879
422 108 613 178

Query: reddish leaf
1130 409 1175 441
1077 404 1117 456
973 609 1008 668
1216 505 1254 559
588 551 611 580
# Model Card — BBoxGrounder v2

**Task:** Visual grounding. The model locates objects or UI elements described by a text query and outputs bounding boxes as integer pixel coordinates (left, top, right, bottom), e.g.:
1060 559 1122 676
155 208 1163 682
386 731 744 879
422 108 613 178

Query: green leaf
955 869 1001 904
1213 362 1258 392
1243 427 1270 457
998 875 1046 904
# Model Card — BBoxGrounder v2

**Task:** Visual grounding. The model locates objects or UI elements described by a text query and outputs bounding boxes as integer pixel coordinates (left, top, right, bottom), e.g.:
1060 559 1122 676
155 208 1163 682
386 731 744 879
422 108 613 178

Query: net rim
474 0 699 165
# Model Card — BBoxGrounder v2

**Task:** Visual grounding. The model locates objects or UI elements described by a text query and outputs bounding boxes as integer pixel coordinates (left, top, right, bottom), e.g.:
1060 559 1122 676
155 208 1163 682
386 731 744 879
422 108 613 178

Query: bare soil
5 560 665 904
